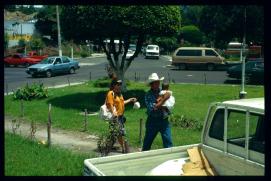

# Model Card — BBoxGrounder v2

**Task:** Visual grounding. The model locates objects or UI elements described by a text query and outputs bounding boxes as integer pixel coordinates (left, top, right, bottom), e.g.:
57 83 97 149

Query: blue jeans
142 117 173 151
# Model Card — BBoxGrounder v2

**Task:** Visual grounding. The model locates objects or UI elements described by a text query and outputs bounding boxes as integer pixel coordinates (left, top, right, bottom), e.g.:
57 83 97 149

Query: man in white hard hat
142 73 173 151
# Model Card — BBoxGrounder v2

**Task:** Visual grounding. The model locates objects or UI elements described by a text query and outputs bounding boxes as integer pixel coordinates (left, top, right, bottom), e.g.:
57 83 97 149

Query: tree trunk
116 69 127 92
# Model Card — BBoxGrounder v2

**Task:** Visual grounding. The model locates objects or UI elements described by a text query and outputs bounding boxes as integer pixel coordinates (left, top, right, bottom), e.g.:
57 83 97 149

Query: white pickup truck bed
83 144 199 176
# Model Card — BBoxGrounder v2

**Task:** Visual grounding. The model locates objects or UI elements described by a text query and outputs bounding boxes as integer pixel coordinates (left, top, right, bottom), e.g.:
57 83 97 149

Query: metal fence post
89 72 92 81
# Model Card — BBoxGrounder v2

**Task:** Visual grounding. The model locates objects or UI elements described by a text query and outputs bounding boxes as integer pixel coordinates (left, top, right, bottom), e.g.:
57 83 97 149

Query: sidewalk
73 53 106 60
4 115 140 156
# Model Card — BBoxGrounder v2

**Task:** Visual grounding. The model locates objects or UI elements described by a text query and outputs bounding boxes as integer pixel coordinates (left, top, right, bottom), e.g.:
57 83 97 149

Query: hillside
4 9 37 22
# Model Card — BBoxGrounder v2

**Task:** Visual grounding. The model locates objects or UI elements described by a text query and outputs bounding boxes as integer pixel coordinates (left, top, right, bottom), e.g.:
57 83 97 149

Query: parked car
26 56 80 78
171 47 225 71
129 44 136 51
4 53 44 67
126 49 135 59
145 45 159 59
26 51 48 60
226 60 264 81
247 62 264 83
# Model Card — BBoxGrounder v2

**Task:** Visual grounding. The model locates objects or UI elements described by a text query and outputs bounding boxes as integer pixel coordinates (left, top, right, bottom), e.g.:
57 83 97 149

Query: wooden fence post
84 109 87 131
168 72 171 83
67 77 70 86
139 118 143 145
47 104 52 147
20 100 24 117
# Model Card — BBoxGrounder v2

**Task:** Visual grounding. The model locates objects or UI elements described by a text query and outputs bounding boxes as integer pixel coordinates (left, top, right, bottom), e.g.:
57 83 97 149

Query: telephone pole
239 7 247 99
56 5 62 56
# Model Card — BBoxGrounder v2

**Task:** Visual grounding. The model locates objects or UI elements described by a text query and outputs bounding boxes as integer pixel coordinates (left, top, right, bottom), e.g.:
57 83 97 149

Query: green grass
5 81 264 149
5 132 95 176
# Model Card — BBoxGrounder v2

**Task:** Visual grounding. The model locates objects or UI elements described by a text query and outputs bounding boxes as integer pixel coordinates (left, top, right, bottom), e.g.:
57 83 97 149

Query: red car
27 51 48 60
4 53 46 67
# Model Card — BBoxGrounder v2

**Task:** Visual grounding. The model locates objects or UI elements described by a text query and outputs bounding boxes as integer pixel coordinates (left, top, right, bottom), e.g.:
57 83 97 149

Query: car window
255 62 264 68
205 50 218 56
40 57 55 64
62 57 70 63
55 58 62 64
209 108 224 141
147 46 155 50
176 50 202 56
209 109 264 153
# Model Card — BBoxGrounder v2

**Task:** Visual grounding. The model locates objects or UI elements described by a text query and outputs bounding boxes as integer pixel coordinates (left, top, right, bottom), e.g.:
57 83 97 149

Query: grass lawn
4 81 264 149
5 132 94 176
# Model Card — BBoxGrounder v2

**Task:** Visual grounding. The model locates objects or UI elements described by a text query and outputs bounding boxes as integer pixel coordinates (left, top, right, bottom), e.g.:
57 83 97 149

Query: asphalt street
4 54 234 92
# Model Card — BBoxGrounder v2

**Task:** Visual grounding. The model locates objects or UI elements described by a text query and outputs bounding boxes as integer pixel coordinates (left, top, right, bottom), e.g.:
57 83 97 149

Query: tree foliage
153 37 179 53
180 25 204 45
181 5 203 26
30 35 45 51
199 5 263 48
60 5 181 90
34 5 58 44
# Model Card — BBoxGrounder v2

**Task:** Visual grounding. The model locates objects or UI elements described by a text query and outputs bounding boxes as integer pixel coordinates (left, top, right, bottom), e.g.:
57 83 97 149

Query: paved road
4 54 232 92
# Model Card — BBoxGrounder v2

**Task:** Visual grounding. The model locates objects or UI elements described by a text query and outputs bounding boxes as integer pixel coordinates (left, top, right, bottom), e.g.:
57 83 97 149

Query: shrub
169 114 203 131
80 51 88 58
93 77 112 88
18 39 26 47
13 83 48 101
93 77 131 88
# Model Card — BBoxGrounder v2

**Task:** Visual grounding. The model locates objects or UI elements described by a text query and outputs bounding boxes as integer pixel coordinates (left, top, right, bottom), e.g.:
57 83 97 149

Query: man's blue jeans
142 117 173 151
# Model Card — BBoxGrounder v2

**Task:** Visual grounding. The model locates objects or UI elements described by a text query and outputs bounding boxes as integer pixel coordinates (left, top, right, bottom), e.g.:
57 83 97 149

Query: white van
172 47 225 71
145 45 159 59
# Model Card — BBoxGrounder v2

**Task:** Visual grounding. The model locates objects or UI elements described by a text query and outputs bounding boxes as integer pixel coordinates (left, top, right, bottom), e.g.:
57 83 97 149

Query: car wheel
157 56 159 60
46 70 52 78
31 74 37 78
178 64 186 70
145 56 148 59
69 67 75 74
24 62 30 68
207 64 215 71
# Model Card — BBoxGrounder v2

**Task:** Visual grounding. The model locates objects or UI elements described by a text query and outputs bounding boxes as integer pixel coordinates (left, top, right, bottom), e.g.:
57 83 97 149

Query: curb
4 81 87 96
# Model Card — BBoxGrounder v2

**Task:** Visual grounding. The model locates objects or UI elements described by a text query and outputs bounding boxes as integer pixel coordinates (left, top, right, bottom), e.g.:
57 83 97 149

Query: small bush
13 83 48 101
169 114 203 130
93 77 131 88
80 51 88 58
93 77 111 88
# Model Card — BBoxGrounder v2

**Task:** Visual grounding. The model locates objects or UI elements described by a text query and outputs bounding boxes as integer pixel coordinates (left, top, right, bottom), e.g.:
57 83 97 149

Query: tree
61 6 181 91
34 5 58 44
181 5 203 26
180 25 204 45
199 5 263 48
30 35 45 51
153 36 179 54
